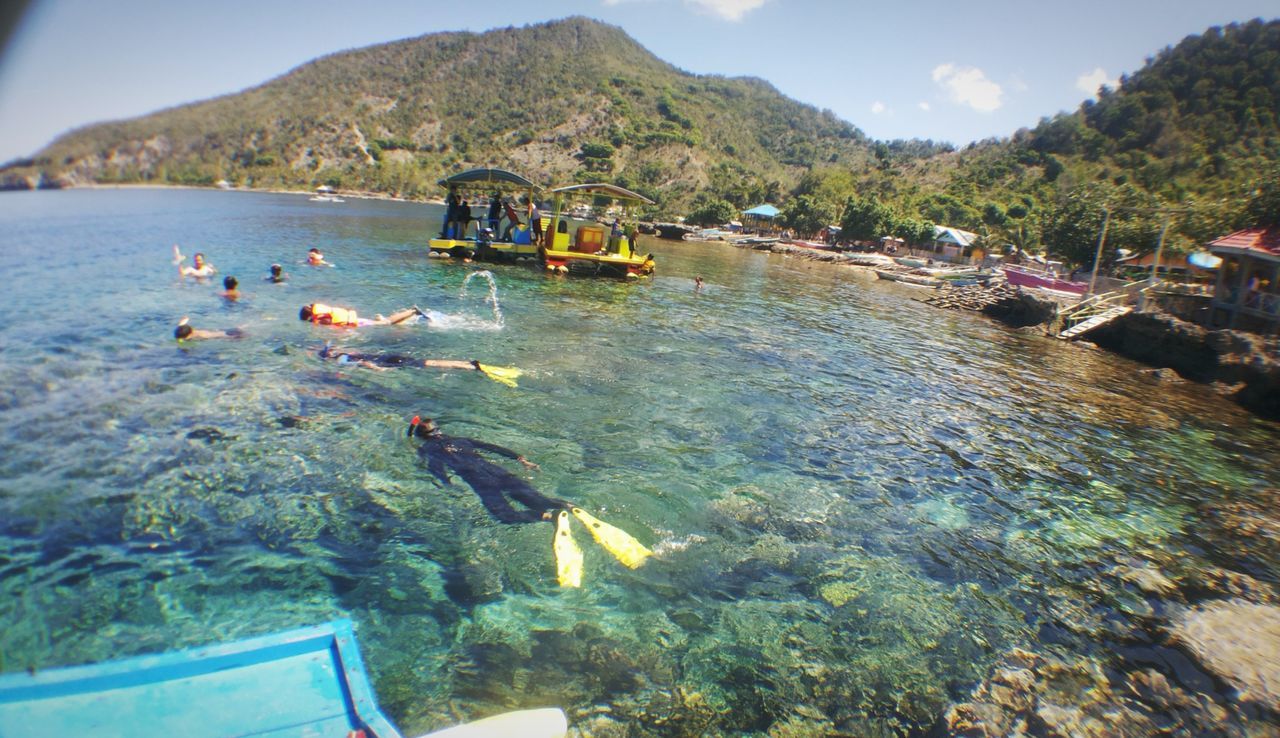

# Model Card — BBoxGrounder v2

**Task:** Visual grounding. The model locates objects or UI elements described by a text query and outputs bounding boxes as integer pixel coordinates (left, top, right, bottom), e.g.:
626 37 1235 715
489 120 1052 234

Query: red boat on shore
1002 267 1088 295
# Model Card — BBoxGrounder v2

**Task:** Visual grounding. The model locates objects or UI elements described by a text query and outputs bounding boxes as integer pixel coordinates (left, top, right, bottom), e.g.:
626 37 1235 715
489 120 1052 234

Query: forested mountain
3 16 1277 261
0 17 870 212
814 18 1280 260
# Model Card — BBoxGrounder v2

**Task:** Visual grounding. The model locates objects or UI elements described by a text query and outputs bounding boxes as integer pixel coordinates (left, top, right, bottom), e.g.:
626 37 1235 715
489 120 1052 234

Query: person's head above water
270 264 282 276
407 415 441 439
223 276 238 290
174 319 193 340
299 304 314 321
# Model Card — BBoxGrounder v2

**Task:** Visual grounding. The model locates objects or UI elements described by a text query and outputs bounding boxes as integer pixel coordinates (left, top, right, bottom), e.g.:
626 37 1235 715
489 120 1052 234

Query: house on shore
1207 227 1280 332
928 226 982 263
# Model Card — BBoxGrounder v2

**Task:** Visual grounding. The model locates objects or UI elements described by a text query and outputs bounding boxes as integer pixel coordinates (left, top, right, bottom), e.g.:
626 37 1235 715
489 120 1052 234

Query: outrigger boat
541 183 656 278
0 619 567 738
427 168 540 263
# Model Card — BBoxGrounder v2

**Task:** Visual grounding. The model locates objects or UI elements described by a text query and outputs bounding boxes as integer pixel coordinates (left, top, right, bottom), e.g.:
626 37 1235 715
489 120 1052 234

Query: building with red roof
1208 227 1280 331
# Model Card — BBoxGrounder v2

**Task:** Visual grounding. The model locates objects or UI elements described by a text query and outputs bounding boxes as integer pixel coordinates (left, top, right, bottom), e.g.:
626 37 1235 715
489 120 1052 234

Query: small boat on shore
0 619 567 738
874 269 942 288
844 252 897 267
917 265 979 278
1003 266 1087 295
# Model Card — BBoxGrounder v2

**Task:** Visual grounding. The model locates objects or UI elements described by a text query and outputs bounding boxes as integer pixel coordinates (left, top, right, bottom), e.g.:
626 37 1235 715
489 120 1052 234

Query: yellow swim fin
553 510 583 588
476 363 523 388
571 507 651 569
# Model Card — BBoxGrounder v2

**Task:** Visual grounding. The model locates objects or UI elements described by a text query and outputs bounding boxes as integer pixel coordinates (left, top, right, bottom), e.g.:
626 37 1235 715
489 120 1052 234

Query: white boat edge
416 708 568 738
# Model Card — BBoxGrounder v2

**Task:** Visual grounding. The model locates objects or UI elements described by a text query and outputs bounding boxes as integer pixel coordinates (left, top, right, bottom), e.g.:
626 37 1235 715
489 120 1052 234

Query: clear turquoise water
1 189 1277 735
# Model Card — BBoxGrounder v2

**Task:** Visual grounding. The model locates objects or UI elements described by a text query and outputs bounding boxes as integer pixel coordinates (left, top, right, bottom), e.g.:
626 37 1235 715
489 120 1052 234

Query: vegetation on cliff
2 17 869 214
3 16 1277 261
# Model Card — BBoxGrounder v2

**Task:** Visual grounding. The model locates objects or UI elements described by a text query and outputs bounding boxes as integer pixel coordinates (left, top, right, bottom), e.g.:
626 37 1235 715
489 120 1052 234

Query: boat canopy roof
438 168 536 189
549 183 654 204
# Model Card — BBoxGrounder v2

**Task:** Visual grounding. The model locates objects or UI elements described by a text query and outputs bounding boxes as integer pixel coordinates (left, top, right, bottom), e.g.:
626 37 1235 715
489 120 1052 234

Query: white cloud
931 63 1004 113
918 101 931 112
871 101 887 115
684 0 770 20
1076 67 1119 96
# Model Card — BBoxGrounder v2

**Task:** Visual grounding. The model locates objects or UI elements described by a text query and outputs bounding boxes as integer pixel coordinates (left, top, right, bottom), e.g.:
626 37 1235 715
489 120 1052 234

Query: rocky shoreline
740 240 1280 421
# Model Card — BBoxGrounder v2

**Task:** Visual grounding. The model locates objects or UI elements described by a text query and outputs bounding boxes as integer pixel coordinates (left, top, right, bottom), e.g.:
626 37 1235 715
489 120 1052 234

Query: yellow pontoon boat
428 168 541 262
541 183 655 279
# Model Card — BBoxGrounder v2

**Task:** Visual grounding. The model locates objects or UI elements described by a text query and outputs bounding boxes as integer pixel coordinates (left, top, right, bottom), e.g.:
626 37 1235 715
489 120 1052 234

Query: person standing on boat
528 200 542 241
455 200 472 240
441 192 458 238
501 199 523 241
486 193 502 235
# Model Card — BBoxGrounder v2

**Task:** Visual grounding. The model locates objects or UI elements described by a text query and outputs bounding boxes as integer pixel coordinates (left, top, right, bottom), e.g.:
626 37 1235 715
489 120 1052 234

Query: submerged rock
941 644 1255 737
185 427 233 443
1168 599 1280 712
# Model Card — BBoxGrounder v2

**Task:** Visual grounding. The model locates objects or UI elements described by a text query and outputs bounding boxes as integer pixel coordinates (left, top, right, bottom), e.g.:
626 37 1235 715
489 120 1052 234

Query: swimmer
318 345 523 386
266 264 287 283
174 317 243 342
407 416 652 587
221 276 240 301
174 246 216 279
299 303 425 327
307 248 333 267
694 276 704 291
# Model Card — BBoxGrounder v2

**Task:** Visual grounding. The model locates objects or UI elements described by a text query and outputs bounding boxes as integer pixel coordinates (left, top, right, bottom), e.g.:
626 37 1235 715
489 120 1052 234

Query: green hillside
3 16 1277 260
1 17 871 214
802 18 1280 260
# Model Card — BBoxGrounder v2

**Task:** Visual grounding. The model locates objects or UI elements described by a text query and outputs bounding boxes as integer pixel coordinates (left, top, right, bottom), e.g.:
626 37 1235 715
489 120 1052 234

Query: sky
0 0 1275 164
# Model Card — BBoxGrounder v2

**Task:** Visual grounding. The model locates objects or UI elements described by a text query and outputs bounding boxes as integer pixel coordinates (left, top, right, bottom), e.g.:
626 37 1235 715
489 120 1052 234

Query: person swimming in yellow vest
299 303 425 327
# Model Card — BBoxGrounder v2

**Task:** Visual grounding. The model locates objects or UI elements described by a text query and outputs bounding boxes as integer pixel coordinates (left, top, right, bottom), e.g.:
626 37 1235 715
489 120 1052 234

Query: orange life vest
310 303 359 326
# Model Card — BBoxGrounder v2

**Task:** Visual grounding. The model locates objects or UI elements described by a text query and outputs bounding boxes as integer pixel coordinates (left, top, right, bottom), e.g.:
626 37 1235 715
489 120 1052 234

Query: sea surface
1 188 1277 736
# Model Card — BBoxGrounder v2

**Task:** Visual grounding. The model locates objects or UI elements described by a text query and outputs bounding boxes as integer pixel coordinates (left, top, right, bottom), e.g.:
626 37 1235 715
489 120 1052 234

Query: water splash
460 270 504 328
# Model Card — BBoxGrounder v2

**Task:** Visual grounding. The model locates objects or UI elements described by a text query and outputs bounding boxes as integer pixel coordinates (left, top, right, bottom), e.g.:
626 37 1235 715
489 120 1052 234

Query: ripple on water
0 190 1277 736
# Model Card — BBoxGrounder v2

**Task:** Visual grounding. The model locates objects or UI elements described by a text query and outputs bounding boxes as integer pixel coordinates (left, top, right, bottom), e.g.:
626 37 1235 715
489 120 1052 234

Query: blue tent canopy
743 204 780 218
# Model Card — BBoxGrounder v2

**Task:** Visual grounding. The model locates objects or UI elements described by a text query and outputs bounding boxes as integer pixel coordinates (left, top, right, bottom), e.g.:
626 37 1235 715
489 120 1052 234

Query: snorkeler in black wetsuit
406 416 653 587
318 345 524 386
408 416 563 523
319 344 418 368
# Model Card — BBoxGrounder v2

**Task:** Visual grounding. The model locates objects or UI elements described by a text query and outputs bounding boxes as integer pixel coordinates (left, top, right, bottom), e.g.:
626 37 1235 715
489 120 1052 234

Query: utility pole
1087 207 1112 297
